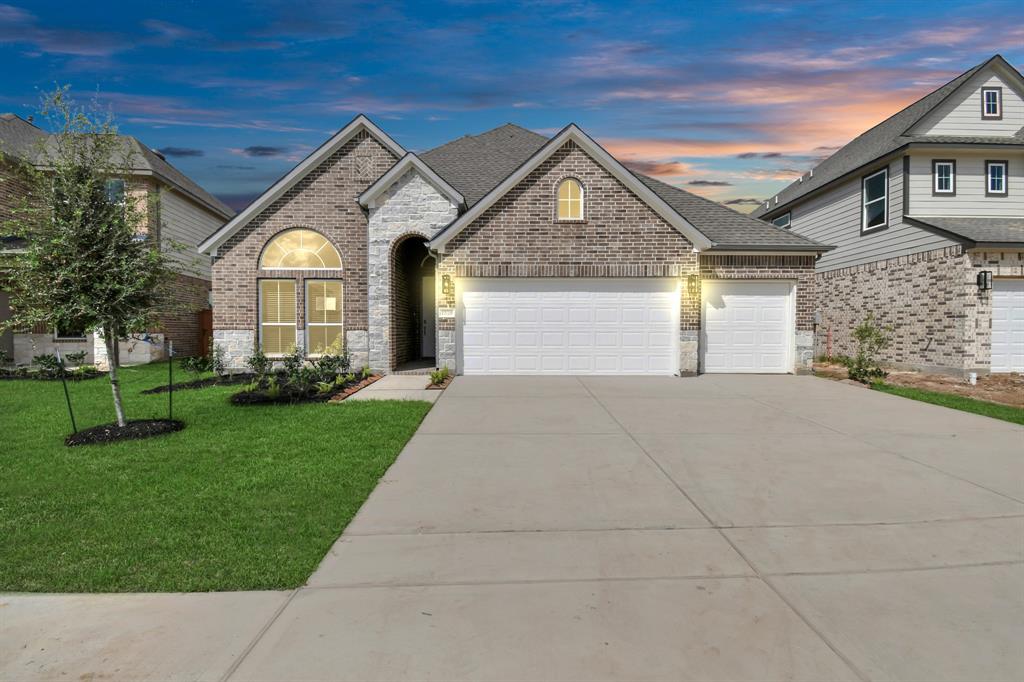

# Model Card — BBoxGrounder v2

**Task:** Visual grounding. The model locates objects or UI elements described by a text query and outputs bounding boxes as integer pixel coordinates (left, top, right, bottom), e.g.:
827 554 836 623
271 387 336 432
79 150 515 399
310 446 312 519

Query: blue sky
1 0 1022 212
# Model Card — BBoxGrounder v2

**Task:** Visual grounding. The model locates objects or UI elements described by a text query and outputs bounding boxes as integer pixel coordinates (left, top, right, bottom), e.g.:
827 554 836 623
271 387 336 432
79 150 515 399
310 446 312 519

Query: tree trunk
104 324 127 427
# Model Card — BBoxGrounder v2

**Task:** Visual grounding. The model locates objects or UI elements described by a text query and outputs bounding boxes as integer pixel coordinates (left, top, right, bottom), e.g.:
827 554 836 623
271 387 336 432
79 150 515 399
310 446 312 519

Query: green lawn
873 383 1024 426
0 362 432 593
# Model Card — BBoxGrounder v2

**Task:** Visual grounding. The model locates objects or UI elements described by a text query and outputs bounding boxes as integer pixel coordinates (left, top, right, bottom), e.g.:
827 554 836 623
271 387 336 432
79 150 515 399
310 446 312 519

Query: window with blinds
259 279 297 355
306 280 343 355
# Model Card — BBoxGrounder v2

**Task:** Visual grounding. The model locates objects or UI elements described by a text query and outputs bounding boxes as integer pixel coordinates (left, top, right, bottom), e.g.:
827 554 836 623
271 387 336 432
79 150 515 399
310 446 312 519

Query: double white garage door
459 279 794 375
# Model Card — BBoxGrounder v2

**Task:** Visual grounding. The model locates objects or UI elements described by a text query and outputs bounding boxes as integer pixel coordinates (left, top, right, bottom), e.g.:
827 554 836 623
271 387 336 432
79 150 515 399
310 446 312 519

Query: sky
1 0 1022 213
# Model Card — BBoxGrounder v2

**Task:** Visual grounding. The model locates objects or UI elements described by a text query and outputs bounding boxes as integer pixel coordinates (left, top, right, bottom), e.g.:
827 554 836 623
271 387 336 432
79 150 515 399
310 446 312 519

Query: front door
421 276 436 358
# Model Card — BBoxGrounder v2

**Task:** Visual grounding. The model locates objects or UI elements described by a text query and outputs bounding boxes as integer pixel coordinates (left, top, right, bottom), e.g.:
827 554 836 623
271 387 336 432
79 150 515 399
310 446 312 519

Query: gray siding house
754 55 1024 376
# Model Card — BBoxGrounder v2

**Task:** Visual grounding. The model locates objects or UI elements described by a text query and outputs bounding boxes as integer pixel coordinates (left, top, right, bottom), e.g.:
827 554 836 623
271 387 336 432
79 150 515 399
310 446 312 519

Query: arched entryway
389 235 436 371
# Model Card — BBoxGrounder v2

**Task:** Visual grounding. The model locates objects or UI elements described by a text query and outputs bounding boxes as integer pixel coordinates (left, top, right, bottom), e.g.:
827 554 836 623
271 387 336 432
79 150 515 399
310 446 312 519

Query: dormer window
557 178 583 221
771 213 791 229
981 87 1002 119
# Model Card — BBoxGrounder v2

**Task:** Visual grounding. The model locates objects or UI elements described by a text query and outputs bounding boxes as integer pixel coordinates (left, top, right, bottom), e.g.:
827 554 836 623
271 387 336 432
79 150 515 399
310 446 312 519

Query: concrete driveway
4 375 1022 681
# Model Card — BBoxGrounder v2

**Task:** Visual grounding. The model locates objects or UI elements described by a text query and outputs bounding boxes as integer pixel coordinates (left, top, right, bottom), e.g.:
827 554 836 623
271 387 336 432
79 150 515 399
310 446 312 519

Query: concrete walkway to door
3 375 1022 681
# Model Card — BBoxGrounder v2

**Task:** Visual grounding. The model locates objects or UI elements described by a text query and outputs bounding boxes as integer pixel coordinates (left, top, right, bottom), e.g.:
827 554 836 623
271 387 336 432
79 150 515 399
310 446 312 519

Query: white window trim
771 212 791 229
304 280 343 358
933 161 955 194
861 167 888 233
556 178 584 221
982 87 1001 118
986 161 1008 196
258 279 297 357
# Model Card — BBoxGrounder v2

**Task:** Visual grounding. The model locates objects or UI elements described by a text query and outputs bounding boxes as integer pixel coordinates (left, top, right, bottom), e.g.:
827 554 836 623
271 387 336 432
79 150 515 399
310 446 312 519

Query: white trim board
427 124 714 253
199 115 405 255
358 152 465 209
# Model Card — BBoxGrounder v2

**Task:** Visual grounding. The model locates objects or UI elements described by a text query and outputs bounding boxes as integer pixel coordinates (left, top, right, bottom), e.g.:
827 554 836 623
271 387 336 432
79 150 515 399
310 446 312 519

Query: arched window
557 178 583 221
260 228 342 269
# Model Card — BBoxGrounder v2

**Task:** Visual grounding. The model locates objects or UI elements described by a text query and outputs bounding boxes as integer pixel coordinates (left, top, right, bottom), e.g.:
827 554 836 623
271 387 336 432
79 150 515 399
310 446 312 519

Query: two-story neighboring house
754 55 1024 377
0 113 234 366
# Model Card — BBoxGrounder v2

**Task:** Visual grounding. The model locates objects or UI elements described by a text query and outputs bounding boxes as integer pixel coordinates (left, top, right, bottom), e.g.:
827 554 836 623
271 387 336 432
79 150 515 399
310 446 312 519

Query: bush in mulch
141 373 254 395
65 419 185 447
230 345 371 406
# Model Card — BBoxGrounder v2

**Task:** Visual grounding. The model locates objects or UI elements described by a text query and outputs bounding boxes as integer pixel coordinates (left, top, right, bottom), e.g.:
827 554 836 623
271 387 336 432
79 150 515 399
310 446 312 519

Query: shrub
0 349 9 366
247 347 271 386
430 366 450 386
64 351 87 366
32 353 62 375
847 314 890 384
211 343 227 377
360 365 372 380
180 355 211 380
281 346 304 384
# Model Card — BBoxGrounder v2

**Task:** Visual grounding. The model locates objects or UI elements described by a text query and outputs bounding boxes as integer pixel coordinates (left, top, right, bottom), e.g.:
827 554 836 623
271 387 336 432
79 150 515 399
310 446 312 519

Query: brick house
200 117 830 376
0 113 234 366
753 55 1024 376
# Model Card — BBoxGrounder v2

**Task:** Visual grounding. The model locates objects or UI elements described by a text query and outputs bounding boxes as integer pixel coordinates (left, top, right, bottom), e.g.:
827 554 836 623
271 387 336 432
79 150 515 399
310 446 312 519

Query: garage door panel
461 279 678 375
991 279 1024 373
703 281 793 374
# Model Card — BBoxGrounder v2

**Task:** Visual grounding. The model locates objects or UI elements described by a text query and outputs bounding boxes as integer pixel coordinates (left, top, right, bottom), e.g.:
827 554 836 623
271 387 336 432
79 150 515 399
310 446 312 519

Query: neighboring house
199 117 830 377
754 55 1024 376
0 113 234 366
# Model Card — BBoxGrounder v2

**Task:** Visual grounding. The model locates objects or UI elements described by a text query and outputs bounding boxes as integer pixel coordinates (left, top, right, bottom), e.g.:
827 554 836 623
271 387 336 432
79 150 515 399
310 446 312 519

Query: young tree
1 88 177 426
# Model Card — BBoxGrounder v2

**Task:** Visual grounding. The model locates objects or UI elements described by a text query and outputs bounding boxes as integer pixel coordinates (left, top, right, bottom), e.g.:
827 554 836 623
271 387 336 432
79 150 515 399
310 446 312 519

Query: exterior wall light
441 274 454 296
977 270 993 291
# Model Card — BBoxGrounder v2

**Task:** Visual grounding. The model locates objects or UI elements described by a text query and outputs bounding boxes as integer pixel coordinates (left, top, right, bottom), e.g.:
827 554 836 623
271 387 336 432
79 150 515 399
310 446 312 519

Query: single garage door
991 279 1024 373
460 279 678 375
703 280 794 374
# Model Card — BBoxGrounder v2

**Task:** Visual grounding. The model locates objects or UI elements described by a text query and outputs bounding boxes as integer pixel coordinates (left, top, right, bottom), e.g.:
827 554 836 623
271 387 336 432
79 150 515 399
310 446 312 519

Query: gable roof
420 123 548 207
752 55 1024 219
1 113 234 219
427 124 715 252
636 174 830 251
357 152 465 209
199 115 404 254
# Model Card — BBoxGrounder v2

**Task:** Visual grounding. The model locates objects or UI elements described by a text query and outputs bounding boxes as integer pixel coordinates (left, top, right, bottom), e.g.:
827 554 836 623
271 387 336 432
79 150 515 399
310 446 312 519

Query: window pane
864 171 886 201
261 325 295 355
308 325 343 355
307 280 342 325
261 229 342 269
260 280 296 324
771 214 790 228
105 179 125 204
557 180 582 220
864 199 886 228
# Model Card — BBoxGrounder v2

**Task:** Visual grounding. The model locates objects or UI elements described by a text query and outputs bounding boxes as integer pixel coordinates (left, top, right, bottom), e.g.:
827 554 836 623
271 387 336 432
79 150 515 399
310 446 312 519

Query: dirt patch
0 369 104 381
427 375 453 390
814 362 1024 408
65 419 185 447
142 374 254 394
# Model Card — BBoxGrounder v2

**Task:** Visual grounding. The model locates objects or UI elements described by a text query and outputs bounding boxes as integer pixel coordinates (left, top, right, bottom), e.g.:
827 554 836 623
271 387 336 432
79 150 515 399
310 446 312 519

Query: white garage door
703 280 794 374
460 279 678 375
991 279 1024 373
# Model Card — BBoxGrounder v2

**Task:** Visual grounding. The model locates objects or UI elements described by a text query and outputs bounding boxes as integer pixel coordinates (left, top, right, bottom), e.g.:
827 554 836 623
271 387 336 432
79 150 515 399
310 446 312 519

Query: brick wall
154 273 211 357
815 245 1024 374
211 131 399 336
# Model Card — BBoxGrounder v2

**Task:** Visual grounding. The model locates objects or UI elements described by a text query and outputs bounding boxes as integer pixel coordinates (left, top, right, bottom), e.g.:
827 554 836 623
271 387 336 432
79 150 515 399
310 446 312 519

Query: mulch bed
328 375 382 402
0 369 104 382
233 375 380 406
65 419 185 447
426 375 453 390
142 373 254 395
814 361 1024 408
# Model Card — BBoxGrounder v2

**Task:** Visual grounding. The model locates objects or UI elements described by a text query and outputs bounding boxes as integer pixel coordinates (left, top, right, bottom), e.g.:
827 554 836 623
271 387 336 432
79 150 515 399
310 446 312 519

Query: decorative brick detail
815 246 1024 374
211 130 399 344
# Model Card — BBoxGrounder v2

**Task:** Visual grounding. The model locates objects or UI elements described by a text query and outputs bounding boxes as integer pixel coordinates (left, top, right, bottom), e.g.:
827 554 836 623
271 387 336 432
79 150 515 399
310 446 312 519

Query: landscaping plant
0 87 189 427
430 365 451 386
847 313 890 384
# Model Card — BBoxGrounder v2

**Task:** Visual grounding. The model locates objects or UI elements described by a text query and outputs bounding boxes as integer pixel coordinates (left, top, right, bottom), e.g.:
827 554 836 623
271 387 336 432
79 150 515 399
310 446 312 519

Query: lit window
933 160 955 195
771 213 791 229
861 168 888 232
986 161 1008 196
557 179 583 220
306 280 343 355
259 279 296 355
260 229 342 269
981 87 1002 119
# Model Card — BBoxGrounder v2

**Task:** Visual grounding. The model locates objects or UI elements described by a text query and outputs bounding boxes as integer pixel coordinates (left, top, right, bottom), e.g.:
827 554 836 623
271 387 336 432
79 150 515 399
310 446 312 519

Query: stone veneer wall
366 169 458 372
699 254 818 373
211 131 399 370
435 140 700 373
815 245 1024 375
